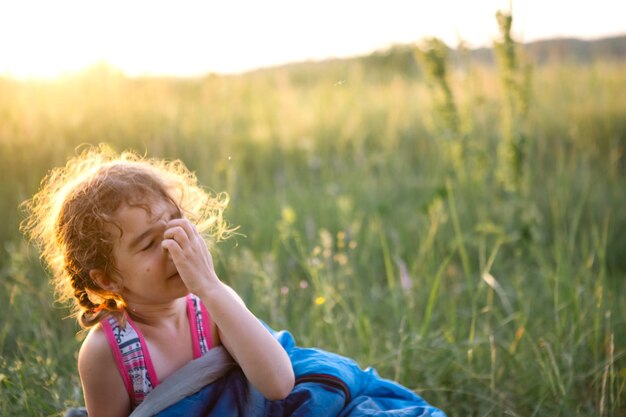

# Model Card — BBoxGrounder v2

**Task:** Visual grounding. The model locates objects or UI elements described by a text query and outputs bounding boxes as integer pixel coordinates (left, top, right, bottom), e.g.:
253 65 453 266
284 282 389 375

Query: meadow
0 32 625 416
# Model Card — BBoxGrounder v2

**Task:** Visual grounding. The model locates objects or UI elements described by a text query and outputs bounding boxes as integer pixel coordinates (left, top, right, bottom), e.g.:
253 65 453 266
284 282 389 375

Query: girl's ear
89 269 122 292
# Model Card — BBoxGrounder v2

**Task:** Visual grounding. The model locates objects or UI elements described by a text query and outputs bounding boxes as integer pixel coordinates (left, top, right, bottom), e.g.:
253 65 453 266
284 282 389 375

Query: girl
22 146 295 417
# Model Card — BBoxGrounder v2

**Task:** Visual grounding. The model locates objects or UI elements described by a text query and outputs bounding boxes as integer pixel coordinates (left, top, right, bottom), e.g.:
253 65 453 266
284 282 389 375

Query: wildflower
333 253 348 266
336 231 346 249
281 206 296 225
319 229 333 250
314 296 326 305
299 280 309 289
280 286 289 296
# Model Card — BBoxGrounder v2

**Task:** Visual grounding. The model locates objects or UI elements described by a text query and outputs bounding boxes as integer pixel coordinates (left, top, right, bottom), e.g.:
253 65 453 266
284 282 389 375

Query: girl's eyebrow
127 226 159 251
127 209 180 250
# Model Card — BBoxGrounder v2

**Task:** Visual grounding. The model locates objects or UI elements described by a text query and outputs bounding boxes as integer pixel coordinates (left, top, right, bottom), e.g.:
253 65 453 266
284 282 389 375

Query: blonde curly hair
21 145 232 328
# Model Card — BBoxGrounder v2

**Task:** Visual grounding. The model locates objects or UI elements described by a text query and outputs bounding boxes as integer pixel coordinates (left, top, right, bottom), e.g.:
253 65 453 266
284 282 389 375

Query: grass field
0 40 625 416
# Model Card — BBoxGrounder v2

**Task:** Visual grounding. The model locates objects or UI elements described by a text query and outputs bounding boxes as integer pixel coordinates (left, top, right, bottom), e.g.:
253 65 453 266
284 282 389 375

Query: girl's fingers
167 219 206 251
161 239 183 261
163 218 212 272
166 218 197 238
163 225 190 248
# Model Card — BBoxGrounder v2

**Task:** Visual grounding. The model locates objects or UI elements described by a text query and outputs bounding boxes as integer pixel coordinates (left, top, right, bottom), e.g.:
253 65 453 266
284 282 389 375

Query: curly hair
21 145 233 329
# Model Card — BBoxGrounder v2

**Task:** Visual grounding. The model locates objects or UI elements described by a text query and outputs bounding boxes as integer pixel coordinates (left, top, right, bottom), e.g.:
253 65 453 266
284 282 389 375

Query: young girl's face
104 197 188 306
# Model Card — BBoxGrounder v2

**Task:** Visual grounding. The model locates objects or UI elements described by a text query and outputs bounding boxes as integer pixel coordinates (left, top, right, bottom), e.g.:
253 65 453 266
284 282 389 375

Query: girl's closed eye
141 240 156 251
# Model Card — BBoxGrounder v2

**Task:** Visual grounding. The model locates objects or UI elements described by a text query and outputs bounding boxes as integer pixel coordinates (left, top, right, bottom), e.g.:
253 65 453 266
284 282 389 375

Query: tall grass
0 35 625 416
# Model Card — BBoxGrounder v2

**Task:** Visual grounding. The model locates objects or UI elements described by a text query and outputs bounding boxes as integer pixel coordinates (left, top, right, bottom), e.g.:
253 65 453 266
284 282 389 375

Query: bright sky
1 0 624 78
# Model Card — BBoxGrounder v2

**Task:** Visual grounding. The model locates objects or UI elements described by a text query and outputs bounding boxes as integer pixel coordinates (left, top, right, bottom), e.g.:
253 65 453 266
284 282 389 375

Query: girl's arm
78 327 131 417
162 218 295 400
199 283 295 400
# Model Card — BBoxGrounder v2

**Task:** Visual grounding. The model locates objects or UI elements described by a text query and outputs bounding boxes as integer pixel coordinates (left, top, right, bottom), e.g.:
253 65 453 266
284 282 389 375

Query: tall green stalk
494 10 532 194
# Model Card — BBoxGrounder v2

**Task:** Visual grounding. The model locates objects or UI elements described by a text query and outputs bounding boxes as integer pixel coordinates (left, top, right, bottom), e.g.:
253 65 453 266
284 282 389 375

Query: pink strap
200 302 213 349
101 319 135 402
187 296 202 358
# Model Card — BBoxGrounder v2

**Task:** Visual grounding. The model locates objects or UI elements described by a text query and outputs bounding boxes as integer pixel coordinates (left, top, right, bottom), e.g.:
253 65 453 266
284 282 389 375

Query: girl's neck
125 296 187 329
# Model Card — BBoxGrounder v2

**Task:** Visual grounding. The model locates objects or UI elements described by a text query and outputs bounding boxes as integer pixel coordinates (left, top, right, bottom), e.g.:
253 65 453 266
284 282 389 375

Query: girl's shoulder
78 323 115 380
78 316 130 369
78 322 131 415
79 323 108 358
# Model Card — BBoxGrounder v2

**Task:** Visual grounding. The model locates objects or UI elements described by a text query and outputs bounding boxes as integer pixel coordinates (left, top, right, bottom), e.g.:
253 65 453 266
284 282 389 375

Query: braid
71 273 124 327
72 275 95 310
104 298 117 310
70 275 95 327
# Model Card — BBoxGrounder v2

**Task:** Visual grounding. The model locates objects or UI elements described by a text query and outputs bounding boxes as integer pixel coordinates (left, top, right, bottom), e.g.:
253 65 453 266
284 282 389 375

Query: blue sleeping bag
150 327 446 417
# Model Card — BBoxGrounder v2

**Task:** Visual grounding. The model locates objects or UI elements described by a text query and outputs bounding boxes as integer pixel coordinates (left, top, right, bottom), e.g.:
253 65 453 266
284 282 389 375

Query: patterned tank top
101 293 213 408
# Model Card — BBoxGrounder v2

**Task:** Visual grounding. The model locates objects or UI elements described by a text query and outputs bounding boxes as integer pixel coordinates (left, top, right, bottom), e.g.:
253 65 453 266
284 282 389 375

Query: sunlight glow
0 0 623 79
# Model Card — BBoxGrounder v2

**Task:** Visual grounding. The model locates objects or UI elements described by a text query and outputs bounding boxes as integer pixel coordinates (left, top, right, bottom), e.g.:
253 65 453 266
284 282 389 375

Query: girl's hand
161 218 219 294
163 219 295 400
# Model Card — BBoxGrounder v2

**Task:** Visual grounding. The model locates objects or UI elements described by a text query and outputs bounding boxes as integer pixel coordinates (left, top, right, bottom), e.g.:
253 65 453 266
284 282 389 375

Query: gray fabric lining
129 346 236 417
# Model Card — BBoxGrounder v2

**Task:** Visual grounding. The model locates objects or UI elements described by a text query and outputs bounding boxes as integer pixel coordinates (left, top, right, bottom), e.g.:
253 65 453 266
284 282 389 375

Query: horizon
1 0 625 79
4 32 625 82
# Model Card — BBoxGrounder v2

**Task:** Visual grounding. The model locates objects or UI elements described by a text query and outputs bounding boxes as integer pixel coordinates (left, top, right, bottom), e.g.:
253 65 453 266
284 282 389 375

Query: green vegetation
1 23 625 416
